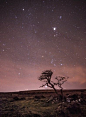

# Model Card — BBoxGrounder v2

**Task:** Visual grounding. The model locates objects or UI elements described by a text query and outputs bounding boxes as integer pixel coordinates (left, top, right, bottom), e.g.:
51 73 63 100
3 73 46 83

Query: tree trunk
50 83 58 96
61 89 63 101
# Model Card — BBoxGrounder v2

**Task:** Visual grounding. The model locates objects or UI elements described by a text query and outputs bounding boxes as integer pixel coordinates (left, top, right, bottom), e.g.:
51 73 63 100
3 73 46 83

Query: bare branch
47 84 52 88
39 83 47 88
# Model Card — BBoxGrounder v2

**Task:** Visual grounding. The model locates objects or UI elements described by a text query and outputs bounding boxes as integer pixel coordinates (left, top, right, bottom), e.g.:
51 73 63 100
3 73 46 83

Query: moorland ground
0 89 86 117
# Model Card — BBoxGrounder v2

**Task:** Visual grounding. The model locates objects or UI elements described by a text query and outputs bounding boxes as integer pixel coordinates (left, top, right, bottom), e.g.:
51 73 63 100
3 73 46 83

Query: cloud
53 66 86 84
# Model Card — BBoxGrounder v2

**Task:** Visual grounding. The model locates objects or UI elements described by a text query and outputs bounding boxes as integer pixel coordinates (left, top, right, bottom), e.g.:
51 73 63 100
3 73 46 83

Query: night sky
0 0 86 92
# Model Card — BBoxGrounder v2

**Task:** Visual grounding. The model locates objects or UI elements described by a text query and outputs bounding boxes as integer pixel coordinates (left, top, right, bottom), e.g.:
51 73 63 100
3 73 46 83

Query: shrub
20 97 25 100
34 96 41 99
67 102 81 114
13 96 19 101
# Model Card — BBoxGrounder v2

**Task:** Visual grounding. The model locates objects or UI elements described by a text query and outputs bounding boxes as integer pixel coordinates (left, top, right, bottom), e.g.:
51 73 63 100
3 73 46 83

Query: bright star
53 27 56 31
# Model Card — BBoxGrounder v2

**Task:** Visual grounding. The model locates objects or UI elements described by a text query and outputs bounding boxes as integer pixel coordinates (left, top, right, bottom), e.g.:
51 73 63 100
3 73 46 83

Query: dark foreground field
0 89 86 117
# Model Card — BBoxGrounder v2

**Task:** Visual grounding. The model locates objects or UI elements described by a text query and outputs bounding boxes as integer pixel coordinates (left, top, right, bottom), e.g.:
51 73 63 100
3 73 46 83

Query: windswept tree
39 70 58 95
38 70 69 99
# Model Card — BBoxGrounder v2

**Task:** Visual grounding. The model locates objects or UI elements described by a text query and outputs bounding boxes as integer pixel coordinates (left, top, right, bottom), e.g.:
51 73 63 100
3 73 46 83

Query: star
18 73 21 75
51 59 54 64
54 64 56 66
53 27 56 31
60 64 63 66
3 44 6 46
22 8 24 11
42 56 44 58
60 16 62 19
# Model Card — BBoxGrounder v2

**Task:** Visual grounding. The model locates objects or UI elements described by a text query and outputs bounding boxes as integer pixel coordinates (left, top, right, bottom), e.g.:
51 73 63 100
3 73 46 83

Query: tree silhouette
54 76 69 101
38 70 69 98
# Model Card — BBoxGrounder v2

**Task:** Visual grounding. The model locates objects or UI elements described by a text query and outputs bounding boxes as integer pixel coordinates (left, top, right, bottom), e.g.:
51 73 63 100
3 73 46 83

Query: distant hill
0 89 86 98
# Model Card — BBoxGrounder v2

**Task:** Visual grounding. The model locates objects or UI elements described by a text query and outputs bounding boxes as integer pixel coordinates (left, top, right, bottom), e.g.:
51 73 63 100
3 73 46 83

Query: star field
0 0 86 92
